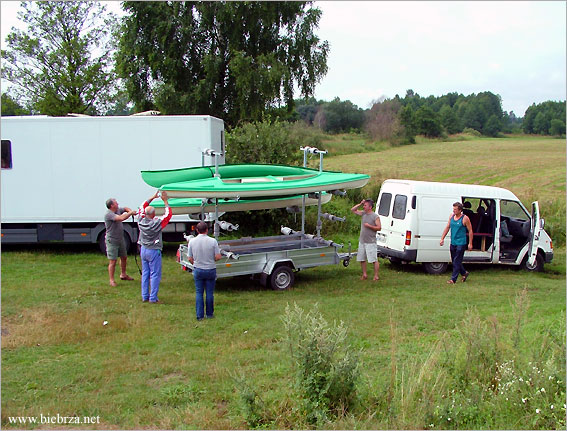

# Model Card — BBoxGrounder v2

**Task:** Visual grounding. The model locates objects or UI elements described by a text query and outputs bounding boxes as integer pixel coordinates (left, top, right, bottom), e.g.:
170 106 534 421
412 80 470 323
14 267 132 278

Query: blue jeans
141 247 162 302
450 244 467 282
194 268 216 320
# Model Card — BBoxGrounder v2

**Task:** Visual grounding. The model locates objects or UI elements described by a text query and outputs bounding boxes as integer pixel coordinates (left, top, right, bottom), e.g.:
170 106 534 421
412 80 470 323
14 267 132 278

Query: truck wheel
98 232 133 255
423 262 448 274
270 265 295 291
522 252 544 272
98 233 107 254
123 232 133 254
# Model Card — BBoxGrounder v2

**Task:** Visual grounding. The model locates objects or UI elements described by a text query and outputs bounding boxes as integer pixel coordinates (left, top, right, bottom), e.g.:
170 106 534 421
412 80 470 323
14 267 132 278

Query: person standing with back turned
440 202 474 284
187 221 222 320
351 198 382 281
136 190 172 303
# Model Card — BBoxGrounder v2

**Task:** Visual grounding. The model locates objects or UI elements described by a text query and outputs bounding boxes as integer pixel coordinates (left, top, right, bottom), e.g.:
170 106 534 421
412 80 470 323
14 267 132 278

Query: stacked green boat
142 163 370 215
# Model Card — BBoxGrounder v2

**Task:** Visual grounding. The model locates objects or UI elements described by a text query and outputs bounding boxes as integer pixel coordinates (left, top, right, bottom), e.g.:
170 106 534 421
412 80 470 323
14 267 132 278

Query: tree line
1 1 564 141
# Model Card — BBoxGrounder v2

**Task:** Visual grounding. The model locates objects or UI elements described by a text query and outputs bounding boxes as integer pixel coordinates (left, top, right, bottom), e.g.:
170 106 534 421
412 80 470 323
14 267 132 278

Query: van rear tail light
550 240 553 250
405 231 411 246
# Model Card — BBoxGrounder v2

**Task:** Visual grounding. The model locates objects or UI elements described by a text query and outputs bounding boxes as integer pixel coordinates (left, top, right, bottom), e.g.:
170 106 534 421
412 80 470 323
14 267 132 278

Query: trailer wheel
342 258 350 267
423 262 448 274
270 265 295 291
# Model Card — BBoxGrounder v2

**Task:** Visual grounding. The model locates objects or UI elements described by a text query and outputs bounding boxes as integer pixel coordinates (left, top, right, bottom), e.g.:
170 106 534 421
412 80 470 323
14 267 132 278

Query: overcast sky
1 1 565 116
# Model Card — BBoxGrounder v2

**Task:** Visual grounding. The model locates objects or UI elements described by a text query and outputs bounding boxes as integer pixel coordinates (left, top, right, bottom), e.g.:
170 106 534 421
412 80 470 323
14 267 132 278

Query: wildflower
540 387 546 393
522 398 527 403
550 405 554 409
536 408 540 414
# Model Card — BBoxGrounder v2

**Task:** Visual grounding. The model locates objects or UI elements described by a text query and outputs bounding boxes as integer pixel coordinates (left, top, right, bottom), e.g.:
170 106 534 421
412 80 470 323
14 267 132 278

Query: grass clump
281 303 360 425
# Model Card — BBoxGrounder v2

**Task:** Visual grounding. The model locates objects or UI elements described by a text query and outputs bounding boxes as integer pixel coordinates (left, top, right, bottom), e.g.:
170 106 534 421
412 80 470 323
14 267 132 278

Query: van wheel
522 253 544 272
270 265 295 291
423 262 448 274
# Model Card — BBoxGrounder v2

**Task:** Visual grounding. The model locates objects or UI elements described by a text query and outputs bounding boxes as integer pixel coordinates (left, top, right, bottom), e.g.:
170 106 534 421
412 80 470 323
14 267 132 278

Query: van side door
526 201 541 267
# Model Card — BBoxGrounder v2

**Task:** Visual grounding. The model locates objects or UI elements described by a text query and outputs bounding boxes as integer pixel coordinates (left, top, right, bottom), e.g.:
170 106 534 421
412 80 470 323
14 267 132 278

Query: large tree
1 1 118 115
116 1 329 126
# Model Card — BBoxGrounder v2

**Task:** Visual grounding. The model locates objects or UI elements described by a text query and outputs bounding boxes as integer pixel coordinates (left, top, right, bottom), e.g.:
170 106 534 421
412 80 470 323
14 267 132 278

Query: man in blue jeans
440 202 474 284
187 222 222 320
136 190 172 303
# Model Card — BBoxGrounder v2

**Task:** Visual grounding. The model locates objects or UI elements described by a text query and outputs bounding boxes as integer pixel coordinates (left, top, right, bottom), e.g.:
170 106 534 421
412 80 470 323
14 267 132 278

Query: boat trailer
176 146 356 290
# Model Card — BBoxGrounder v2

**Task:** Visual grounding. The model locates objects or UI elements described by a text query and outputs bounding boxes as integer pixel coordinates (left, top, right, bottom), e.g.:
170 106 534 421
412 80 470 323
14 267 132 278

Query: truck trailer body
1 114 225 250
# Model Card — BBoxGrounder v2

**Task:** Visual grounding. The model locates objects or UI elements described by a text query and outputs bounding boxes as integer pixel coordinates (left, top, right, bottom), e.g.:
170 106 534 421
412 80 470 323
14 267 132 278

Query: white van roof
382 179 519 201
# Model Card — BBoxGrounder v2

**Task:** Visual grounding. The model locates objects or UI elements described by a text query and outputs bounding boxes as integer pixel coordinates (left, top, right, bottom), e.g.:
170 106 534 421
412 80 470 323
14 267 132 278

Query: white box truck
375 179 554 273
1 114 225 251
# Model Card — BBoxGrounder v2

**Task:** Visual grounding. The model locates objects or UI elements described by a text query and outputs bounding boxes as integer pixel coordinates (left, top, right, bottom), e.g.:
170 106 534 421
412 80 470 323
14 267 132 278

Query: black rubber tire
269 265 295 291
342 258 350 267
98 232 132 255
98 232 107 254
423 262 449 274
522 252 544 272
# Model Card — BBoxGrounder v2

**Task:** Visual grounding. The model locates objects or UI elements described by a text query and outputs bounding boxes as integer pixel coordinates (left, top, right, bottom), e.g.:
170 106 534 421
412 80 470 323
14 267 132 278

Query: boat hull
152 193 332 216
161 177 369 198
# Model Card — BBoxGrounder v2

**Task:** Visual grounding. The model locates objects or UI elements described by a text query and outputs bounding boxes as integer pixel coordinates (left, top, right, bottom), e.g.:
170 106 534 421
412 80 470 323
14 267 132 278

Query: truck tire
269 265 295 291
98 232 133 255
522 252 544 272
423 262 449 274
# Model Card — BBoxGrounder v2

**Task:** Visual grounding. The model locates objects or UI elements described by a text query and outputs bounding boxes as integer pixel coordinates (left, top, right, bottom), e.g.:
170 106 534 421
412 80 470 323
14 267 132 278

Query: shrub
281 303 360 425
233 372 271 428
226 118 300 165
462 127 482 137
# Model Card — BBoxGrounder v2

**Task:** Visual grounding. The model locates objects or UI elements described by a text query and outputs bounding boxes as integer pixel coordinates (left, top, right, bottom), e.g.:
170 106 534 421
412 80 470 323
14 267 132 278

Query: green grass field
2 135 565 429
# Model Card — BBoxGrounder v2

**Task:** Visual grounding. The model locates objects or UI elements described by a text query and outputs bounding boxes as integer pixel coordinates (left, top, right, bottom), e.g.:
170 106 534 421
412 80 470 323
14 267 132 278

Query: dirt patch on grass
1 306 139 349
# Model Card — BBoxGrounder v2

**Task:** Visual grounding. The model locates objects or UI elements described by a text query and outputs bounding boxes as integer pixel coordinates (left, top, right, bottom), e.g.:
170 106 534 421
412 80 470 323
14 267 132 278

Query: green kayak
142 164 369 199
141 164 317 188
151 193 332 216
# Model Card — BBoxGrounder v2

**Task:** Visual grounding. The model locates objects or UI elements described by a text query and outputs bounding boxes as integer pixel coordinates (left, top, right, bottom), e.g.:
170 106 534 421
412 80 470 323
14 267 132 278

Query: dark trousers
450 244 467 282
194 268 216 320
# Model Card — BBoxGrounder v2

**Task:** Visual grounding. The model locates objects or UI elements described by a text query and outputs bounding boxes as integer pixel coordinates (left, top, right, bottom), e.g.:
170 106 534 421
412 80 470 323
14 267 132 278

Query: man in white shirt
188 222 222 320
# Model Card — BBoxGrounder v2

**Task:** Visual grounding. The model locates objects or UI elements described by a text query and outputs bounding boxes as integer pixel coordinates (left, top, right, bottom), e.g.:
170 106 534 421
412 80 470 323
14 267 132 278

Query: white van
375 179 554 273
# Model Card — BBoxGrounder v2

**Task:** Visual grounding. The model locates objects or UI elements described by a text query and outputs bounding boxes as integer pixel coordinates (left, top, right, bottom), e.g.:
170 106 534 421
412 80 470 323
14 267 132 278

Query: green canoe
151 193 332 216
141 164 318 188
141 164 370 199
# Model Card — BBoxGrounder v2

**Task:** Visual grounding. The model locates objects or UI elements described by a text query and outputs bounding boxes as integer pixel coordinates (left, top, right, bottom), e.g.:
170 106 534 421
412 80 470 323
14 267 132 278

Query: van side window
500 200 529 221
378 193 392 216
392 194 407 219
1 140 12 169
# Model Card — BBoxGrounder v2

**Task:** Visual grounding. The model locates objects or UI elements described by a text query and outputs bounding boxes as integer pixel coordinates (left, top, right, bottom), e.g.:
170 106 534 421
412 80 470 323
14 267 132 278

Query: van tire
423 262 448 274
522 252 544 272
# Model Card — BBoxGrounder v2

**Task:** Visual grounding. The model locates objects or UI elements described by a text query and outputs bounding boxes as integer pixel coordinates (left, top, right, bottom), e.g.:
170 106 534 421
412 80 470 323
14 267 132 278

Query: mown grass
2 135 565 429
1 245 565 429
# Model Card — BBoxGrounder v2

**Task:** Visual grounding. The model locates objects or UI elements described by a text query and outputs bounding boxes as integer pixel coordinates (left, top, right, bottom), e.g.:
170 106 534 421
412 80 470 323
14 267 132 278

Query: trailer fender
262 259 296 275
